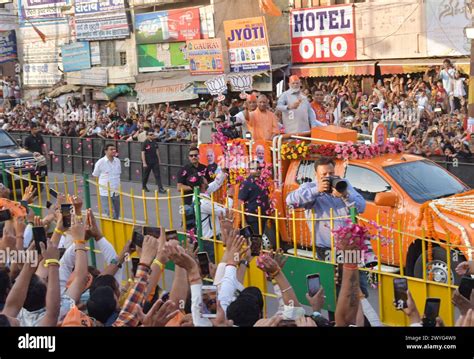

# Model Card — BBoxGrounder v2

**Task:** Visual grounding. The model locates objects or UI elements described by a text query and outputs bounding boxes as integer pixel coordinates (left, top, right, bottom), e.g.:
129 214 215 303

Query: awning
135 72 218 104
378 57 470 75
135 72 215 84
290 61 376 78
271 64 288 72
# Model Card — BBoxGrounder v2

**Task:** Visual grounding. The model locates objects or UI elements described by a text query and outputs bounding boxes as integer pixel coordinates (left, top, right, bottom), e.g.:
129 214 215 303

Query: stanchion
83 173 96 268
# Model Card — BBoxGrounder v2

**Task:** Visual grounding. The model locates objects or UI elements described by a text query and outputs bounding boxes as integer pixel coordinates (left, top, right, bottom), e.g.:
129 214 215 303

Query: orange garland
417 191 474 264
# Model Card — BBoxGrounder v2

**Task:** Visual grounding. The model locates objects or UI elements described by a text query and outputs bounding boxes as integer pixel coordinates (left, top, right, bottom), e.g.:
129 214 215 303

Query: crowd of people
1 58 471 161
0 58 472 328
0 185 472 328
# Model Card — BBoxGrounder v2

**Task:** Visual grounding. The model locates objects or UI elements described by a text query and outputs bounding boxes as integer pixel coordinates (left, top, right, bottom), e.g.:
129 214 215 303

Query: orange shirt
311 101 327 123
247 108 279 141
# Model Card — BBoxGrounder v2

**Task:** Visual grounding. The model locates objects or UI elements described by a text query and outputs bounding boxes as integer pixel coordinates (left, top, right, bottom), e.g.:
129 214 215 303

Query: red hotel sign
291 5 356 63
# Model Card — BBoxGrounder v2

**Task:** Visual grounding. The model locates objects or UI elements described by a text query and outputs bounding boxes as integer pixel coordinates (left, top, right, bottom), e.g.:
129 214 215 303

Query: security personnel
141 130 166 193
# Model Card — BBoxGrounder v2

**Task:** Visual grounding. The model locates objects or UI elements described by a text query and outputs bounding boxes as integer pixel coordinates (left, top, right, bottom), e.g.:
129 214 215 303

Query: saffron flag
26 19 47 43
259 0 282 16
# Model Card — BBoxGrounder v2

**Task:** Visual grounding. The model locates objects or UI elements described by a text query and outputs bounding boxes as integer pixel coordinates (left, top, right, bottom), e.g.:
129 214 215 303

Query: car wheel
413 246 464 285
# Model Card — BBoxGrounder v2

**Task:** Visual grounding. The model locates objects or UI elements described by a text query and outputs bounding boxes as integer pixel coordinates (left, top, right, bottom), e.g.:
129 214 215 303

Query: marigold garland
417 191 474 261
280 139 404 160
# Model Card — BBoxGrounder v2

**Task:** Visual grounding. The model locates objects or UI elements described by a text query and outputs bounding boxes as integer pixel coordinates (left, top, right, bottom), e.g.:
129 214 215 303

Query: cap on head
247 94 257 102
289 75 300 84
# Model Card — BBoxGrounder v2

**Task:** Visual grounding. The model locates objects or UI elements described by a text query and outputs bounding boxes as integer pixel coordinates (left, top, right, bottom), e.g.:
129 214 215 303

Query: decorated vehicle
0 129 38 189
203 123 472 285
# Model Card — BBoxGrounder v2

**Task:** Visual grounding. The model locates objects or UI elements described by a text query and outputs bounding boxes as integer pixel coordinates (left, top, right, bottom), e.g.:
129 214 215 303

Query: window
119 52 127 66
345 165 391 201
384 160 468 203
0 131 17 148
99 42 127 67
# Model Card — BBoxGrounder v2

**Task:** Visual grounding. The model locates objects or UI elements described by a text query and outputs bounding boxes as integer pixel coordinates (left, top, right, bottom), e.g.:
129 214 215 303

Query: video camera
323 176 348 193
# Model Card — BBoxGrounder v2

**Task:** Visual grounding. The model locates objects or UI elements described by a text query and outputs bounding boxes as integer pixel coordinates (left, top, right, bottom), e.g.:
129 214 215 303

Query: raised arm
2 243 37 318
113 235 158 327
335 264 360 326
218 234 247 313
65 215 89 304
38 239 61 326
258 254 300 307
166 241 211 327
144 229 167 301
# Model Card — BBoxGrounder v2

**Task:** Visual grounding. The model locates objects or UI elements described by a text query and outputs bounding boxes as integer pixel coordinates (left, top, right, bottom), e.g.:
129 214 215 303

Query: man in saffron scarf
244 94 279 141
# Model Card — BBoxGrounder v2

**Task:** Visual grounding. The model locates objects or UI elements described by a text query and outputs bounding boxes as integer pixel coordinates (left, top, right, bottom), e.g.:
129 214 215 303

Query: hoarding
290 5 356 63
224 16 271 73
186 38 224 75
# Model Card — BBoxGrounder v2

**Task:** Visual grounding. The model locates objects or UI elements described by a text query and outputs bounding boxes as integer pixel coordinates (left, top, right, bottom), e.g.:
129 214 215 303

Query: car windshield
384 160 469 203
0 131 17 148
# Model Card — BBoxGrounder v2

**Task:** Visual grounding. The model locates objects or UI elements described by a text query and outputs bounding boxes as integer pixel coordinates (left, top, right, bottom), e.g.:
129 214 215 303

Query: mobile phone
250 235 262 257
131 228 144 248
422 298 441 327
143 226 161 238
201 285 217 318
61 204 72 228
307 273 321 297
160 291 170 303
49 188 58 199
46 201 53 209
32 226 47 252
197 252 210 277
165 230 178 242
458 276 474 300
393 278 408 310
0 209 12 222
131 257 140 277
239 225 253 239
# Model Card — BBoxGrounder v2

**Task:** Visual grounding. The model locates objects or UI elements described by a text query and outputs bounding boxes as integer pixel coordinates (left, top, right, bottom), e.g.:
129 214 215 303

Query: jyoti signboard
224 16 271 73
291 5 356 63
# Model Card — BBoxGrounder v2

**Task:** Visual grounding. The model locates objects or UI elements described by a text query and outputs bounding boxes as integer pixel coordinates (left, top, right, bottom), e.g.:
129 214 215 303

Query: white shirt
417 95 429 110
218 265 245 314
59 237 122 293
92 156 122 196
234 111 249 137
440 68 455 95
195 171 229 239
453 78 466 98
200 197 233 240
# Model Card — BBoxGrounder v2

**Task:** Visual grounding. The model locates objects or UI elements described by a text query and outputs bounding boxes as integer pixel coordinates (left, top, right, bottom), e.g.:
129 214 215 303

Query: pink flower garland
332 220 370 251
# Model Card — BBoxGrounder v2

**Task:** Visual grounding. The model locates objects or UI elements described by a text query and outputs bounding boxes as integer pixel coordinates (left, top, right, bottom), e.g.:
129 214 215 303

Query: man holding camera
286 157 371 306
286 157 366 261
